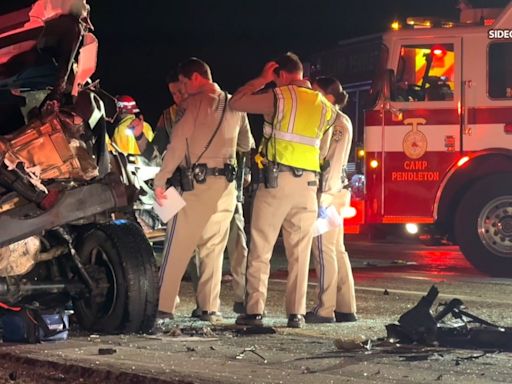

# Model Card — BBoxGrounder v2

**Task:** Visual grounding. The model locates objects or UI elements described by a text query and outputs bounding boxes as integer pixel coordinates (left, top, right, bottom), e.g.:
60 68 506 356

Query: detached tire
73 221 158 333
455 173 512 277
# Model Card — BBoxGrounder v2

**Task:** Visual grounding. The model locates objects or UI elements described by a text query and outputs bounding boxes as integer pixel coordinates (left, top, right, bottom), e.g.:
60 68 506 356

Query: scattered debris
185 346 197 352
386 285 512 351
300 366 311 374
235 346 267 363
88 334 101 343
98 348 117 356
8 371 16 381
334 335 368 351
383 289 390 296
167 327 182 337
46 372 66 382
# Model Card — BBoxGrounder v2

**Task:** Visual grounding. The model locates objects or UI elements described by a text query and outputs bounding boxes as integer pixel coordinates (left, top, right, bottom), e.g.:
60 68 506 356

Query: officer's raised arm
229 61 277 115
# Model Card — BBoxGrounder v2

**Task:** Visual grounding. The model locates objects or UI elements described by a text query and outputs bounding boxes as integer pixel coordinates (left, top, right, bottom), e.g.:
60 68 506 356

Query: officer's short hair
177 57 212 81
165 69 179 84
274 52 303 75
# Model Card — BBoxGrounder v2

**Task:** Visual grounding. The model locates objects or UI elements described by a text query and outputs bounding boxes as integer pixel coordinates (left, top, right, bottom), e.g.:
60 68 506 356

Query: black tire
72 220 158 333
455 174 512 277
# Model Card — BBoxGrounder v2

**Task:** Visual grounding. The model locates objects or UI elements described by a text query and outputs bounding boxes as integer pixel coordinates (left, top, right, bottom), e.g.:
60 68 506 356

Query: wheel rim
79 246 118 319
478 196 512 258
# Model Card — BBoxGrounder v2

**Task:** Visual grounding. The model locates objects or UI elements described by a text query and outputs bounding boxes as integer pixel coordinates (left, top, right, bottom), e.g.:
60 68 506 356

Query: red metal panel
365 109 459 126
467 107 512 124
365 151 459 221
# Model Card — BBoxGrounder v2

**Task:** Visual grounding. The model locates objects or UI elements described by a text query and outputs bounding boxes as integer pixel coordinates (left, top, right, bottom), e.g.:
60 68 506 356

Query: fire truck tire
455 174 512 277
72 221 158 334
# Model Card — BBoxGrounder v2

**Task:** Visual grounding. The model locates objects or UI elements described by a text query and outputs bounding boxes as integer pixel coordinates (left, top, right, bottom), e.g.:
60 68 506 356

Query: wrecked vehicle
0 0 158 333
387 286 512 351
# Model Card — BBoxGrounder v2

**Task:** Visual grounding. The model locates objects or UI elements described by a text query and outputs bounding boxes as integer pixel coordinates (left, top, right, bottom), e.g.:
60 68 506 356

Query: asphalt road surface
0 237 511 384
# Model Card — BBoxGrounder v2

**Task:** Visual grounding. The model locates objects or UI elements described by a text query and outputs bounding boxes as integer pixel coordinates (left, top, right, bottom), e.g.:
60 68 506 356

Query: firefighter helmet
116 95 140 114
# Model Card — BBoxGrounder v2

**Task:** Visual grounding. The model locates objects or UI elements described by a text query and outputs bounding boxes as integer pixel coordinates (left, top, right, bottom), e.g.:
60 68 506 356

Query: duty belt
276 163 317 175
205 167 229 176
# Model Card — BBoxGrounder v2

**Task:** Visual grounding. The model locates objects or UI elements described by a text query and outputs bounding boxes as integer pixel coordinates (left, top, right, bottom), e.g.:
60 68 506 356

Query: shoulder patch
332 127 343 141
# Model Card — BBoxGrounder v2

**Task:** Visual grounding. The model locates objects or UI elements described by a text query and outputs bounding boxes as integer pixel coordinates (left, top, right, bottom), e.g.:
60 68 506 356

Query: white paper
153 187 186 223
313 205 343 237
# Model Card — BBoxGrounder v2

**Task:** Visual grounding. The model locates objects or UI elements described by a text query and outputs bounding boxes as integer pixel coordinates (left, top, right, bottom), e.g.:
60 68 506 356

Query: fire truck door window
393 44 455 102
488 42 512 99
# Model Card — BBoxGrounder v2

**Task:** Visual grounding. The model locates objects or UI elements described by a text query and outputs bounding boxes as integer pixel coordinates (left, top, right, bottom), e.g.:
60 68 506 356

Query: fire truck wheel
72 220 158 334
455 174 512 277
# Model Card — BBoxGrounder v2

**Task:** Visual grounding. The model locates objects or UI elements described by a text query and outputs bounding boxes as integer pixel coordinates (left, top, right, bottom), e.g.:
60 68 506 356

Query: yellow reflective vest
112 115 154 155
263 85 337 172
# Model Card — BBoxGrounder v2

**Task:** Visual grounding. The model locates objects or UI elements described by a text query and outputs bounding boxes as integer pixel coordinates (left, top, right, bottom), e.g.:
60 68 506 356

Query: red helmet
116 95 140 114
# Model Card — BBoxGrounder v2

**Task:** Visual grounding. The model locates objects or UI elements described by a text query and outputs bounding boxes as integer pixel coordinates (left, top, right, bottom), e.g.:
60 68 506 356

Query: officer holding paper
153 58 252 323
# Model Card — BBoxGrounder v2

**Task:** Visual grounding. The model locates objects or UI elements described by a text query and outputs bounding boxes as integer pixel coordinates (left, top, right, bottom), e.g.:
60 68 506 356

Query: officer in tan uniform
226 136 254 314
305 77 357 324
230 53 337 328
154 58 252 323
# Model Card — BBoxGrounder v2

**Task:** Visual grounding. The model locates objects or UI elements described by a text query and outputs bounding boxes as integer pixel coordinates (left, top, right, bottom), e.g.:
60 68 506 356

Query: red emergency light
432 45 447 58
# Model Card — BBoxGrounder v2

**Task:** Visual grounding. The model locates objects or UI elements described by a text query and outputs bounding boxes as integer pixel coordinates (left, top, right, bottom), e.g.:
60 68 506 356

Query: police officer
154 58 252 323
226 139 254 314
138 71 187 162
305 77 357 324
230 53 337 328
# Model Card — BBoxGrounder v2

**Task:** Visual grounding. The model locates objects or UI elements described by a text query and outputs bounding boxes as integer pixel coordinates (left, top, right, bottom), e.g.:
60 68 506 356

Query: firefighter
230 52 337 328
305 76 357 324
154 58 252 323
112 95 154 155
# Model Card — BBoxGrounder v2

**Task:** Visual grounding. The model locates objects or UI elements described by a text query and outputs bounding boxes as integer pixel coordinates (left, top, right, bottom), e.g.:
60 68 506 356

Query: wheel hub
478 197 512 257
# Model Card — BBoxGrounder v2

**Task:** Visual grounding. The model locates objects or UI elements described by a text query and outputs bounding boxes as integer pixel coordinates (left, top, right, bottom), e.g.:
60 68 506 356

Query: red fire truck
311 3 512 276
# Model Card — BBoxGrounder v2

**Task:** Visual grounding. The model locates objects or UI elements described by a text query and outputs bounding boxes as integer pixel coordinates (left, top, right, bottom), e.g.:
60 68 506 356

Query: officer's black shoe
191 307 202 318
235 314 264 327
334 312 358 323
287 314 305 328
157 310 175 320
233 301 245 314
199 311 223 324
304 311 335 324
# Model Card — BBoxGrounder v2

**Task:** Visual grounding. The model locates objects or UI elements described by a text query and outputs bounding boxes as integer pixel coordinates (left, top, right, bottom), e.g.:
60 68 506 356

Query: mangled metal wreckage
0 0 158 333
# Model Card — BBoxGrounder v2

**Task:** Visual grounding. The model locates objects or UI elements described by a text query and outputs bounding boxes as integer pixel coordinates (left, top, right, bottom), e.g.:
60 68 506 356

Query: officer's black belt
277 164 316 175
205 167 228 176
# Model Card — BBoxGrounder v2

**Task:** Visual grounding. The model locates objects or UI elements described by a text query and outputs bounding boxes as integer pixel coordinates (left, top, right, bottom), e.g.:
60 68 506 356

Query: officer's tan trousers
311 191 356 317
159 178 236 314
246 172 318 315
226 202 248 303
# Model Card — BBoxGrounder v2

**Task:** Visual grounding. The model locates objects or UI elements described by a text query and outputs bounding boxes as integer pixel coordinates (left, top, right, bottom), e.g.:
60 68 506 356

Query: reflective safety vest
263 85 337 172
112 115 154 155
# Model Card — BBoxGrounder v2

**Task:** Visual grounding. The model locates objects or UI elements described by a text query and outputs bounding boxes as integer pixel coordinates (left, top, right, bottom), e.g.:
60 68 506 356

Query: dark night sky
87 0 510 124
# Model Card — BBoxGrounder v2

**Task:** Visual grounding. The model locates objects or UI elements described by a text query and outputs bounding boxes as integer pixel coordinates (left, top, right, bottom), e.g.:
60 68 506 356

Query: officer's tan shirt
319 111 353 207
154 82 251 188
230 80 333 160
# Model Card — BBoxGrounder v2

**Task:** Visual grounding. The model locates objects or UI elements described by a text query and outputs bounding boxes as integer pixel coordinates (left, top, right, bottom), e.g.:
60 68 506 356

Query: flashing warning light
357 149 365 158
405 223 419 235
369 159 379 169
457 156 469 167
391 20 401 31
406 17 433 29
432 46 447 58
484 18 495 26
